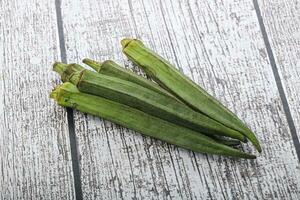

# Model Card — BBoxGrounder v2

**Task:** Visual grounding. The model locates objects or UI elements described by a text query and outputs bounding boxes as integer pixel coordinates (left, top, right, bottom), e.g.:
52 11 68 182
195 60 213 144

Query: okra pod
53 63 246 142
82 58 174 98
83 59 242 146
50 82 255 159
121 39 261 152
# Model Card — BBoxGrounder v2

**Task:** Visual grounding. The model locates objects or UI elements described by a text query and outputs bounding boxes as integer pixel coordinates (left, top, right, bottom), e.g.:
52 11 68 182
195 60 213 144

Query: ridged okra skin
121 38 261 152
50 82 255 159
83 58 174 98
82 59 242 146
54 63 246 141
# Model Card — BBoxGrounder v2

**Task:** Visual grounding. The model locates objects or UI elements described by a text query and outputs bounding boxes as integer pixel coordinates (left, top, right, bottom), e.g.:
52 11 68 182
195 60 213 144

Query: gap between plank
253 0 300 161
55 0 84 199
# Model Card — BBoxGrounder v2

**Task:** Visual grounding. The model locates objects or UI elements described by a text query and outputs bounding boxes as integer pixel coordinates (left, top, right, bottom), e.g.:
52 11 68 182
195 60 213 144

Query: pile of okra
51 39 261 159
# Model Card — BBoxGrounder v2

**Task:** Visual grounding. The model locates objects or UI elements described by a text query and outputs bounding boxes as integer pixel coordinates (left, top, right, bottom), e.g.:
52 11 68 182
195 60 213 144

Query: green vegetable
82 58 174 98
53 62 246 141
50 82 255 159
121 38 261 152
82 58 243 146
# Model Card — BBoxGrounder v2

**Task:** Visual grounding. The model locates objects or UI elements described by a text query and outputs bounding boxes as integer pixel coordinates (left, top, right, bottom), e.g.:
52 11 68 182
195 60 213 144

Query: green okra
50 82 255 159
82 58 175 98
121 38 261 152
53 62 246 142
82 58 242 146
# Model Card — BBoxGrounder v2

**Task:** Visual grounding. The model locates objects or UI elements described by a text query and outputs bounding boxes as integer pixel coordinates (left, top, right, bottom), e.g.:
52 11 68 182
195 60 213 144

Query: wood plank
0 0 75 199
61 0 300 199
257 0 300 153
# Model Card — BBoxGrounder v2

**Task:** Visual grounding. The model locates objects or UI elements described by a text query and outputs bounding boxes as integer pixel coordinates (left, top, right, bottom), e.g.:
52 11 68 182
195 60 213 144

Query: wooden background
1 0 300 199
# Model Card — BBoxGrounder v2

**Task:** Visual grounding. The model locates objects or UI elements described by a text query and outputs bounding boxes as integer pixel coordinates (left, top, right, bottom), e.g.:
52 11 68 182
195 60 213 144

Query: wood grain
60 0 300 199
258 0 300 151
0 0 75 199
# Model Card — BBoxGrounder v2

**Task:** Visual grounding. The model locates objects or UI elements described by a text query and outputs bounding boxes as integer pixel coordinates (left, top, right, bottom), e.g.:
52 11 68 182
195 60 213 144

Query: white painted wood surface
1 0 299 199
0 0 75 199
60 0 300 199
258 0 300 146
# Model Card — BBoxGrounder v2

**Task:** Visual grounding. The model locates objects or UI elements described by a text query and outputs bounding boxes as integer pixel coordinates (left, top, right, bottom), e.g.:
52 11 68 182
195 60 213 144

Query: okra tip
243 153 256 159
253 140 262 153
243 129 262 153
53 62 68 75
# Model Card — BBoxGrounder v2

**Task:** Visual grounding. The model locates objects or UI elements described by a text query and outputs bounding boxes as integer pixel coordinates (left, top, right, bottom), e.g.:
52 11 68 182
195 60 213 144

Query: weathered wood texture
61 0 300 199
0 0 75 199
258 0 300 145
